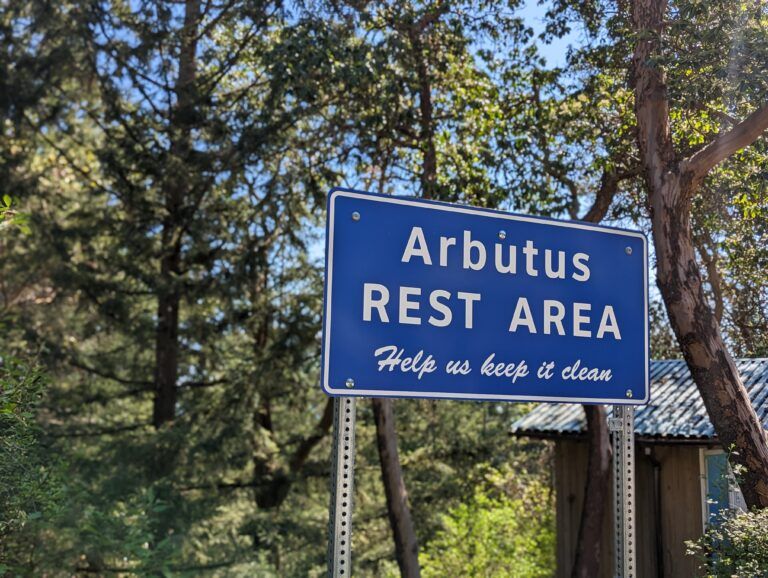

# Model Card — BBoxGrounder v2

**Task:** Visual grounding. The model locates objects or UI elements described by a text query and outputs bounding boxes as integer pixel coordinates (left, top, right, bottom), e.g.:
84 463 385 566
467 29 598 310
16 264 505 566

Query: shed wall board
554 440 704 577
653 445 703 577
554 440 613 578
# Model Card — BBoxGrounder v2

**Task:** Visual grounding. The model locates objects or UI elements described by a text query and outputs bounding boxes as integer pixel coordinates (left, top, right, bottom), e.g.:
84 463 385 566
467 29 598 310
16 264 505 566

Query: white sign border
321 188 650 405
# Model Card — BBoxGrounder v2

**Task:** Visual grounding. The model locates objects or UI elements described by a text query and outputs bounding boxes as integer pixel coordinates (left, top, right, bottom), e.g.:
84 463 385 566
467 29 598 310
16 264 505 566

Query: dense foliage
421 466 555 578
0 360 58 555
687 509 768 577
0 0 765 575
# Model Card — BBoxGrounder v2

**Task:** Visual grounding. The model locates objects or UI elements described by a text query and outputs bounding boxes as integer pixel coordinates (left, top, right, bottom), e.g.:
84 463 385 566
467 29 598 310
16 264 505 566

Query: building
510 359 768 577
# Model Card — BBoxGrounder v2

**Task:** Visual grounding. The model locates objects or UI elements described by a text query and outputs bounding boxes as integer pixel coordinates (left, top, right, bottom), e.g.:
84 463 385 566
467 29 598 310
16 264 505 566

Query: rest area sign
321 188 649 405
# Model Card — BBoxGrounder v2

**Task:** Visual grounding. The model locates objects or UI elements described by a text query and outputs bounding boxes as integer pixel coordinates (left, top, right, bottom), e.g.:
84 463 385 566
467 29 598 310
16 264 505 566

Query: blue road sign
321 188 649 405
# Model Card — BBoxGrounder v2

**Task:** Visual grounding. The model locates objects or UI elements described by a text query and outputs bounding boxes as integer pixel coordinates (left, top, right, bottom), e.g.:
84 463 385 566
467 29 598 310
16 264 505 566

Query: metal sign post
328 397 356 577
611 405 636 578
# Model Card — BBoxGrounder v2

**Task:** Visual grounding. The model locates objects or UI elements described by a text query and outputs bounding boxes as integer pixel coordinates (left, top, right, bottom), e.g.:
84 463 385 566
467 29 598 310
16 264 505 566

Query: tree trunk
649 174 768 507
253 397 334 509
632 0 768 508
571 405 612 578
367 20 442 575
570 172 624 577
416 55 437 200
372 398 421 578
152 0 200 428
408 27 437 200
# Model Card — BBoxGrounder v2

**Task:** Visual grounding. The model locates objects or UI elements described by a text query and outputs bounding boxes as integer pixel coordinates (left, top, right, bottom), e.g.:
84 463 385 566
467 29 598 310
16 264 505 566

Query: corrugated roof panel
510 359 768 440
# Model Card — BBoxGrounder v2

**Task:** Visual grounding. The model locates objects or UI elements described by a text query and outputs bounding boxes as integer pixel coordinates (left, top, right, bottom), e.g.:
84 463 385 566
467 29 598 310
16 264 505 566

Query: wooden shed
511 359 768 577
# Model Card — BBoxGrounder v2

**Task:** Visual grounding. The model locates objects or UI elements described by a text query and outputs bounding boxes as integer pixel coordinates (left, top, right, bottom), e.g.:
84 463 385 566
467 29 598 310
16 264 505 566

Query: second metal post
611 405 636 578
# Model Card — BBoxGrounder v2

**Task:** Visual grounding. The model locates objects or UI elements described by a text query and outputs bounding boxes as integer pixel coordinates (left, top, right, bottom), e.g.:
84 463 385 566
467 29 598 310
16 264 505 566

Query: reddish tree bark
632 0 768 507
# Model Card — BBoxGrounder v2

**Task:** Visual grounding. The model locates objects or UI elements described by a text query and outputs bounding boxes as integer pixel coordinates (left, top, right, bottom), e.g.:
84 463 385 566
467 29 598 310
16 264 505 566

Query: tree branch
250 398 335 510
413 2 448 32
632 0 676 193
288 397 334 473
69 358 153 387
580 169 638 224
685 103 768 184
693 229 725 323
47 422 150 438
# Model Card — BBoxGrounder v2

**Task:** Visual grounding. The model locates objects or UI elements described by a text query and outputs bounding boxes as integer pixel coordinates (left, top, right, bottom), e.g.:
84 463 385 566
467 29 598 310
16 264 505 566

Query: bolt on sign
321 188 649 405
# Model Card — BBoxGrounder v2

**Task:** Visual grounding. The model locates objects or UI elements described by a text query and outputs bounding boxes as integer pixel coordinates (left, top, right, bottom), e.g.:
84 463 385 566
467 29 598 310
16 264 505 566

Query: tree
631 0 768 507
322 2 541 573
522 2 768 571
689 138 768 358
0 3 72 566
372 397 421 577
4 1 346 572
152 0 200 429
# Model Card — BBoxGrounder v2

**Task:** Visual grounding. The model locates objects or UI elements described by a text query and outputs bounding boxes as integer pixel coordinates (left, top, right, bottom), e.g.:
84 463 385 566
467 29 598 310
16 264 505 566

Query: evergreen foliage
0 0 765 575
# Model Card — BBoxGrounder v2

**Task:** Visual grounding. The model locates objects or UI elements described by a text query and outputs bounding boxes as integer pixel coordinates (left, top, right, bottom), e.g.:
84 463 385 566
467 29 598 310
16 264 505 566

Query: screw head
498 230 507 240
625 246 633 255
626 389 633 398
345 378 355 388
351 211 360 221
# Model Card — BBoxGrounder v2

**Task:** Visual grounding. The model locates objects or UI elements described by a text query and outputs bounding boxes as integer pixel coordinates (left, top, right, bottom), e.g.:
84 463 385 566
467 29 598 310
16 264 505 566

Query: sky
519 0 580 69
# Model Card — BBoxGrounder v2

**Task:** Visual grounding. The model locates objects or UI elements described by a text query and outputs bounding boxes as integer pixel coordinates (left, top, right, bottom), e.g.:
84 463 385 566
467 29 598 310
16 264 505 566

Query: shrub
686 509 768 577
420 468 555 578
0 359 50 538
0 358 63 573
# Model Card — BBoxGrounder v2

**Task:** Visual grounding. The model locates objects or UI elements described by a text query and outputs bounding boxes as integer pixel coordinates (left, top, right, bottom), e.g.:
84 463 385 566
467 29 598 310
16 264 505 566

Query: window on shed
701 449 746 527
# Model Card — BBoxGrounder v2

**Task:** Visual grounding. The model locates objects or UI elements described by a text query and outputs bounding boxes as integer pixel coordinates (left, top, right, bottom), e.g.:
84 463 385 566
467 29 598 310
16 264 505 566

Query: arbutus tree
631 0 768 507
522 1 768 572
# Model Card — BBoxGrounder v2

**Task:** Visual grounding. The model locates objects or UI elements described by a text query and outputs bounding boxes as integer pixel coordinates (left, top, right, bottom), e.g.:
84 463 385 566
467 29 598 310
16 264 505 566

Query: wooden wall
554 439 705 577
654 444 706 577
554 440 614 577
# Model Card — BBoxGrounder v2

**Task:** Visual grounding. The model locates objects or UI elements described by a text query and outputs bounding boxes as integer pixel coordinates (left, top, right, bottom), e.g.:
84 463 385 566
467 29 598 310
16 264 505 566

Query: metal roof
510 359 768 441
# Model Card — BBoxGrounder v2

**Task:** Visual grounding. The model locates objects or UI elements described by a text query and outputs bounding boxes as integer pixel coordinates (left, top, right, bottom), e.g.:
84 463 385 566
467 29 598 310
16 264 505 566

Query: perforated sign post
321 188 649 577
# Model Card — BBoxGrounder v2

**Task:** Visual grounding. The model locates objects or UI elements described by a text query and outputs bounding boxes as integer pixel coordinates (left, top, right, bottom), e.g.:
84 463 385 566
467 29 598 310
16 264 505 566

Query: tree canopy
1 0 766 575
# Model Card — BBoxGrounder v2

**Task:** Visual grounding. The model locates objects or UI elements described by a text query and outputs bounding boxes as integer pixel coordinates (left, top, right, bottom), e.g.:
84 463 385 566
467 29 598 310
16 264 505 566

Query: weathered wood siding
653 445 705 577
555 440 704 577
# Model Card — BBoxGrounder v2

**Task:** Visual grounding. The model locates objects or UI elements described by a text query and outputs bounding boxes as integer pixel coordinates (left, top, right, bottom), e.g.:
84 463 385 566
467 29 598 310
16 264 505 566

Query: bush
0 358 62 573
420 467 555 578
686 509 768 577
0 359 49 537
